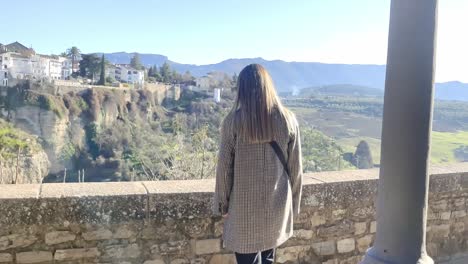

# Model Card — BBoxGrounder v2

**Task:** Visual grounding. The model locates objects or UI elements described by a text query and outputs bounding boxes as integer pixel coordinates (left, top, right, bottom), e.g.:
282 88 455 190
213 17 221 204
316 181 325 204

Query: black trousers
235 248 275 264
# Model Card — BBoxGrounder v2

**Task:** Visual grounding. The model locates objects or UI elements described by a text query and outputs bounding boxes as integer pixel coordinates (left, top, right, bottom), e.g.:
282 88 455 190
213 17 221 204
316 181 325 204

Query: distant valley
102 52 468 101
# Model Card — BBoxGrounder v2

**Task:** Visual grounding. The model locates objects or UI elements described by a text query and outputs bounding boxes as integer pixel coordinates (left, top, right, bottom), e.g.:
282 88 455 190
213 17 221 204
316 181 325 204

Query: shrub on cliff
301 128 352 172
23 91 68 118
352 140 374 169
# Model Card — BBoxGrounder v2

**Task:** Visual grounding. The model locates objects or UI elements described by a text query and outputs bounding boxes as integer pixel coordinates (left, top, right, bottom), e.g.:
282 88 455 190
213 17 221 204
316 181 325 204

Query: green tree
232 73 238 89
97 54 106 86
130 53 143 70
66 46 81 73
159 62 171 83
300 128 350 172
79 54 101 79
106 76 115 84
152 65 162 81
182 71 195 83
353 140 374 169
148 66 154 77
171 69 182 83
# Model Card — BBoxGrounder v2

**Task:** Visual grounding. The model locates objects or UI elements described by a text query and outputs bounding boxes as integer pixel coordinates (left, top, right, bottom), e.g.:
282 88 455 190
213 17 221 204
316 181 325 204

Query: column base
361 247 434 264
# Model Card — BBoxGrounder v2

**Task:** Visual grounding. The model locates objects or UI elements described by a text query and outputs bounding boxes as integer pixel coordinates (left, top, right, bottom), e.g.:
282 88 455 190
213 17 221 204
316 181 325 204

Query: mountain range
102 52 468 101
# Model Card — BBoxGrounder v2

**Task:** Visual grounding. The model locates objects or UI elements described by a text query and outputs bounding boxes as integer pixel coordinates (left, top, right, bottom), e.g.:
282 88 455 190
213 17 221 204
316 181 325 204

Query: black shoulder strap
270 141 290 177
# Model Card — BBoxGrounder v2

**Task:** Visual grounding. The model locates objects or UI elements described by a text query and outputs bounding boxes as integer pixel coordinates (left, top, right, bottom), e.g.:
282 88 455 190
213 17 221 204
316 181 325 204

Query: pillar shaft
361 0 438 263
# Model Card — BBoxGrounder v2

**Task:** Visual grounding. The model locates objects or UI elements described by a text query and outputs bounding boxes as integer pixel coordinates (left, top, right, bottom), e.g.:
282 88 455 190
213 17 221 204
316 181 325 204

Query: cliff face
0 118 50 184
0 150 49 184
12 106 70 173
1 83 175 180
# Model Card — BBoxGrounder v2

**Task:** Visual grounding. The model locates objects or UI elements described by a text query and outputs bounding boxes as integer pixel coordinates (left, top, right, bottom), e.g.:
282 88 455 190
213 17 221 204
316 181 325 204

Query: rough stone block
340 255 363 264
156 240 190 255
45 231 76 245
293 229 315 240
209 254 236 264
337 238 355 253
195 239 221 255
430 211 452 220
54 248 100 261
311 214 326 227
0 253 12 263
453 222 465 234
82 228 113 241
351 207 375 219
370 221 377 233
113 225 136 239
214 221 224 237
183 219 212 239
312 241 336 256
332 209 347 220
441 211 451 220
318 221 354 238
16 251 53 264
0 234 37 250
452 210 467 218
454 198 465 208
428 224 450 238
105 243 140 259
276 245 311 263
431 200 448 211
354 222 367 235
357 235 373 253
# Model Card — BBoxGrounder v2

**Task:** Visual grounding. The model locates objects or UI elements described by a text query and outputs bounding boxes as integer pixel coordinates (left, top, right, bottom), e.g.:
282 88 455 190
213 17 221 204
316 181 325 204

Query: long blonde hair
229 64 295 143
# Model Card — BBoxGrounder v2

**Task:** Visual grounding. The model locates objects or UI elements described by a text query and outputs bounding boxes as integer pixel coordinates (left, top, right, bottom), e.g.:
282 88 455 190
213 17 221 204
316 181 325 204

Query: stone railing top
0 163 467 200
0 163 467 226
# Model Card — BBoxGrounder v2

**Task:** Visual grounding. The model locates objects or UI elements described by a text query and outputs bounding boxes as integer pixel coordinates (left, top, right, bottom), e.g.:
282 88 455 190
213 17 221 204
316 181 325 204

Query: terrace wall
0 164 467 264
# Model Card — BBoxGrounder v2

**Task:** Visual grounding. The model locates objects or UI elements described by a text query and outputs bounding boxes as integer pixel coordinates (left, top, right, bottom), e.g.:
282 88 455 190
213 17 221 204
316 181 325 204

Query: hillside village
0 41 238 184
0 41 227 102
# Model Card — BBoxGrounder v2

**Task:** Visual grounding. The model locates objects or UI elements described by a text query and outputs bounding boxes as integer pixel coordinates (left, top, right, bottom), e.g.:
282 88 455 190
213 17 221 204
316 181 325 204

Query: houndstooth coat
213 109 303 254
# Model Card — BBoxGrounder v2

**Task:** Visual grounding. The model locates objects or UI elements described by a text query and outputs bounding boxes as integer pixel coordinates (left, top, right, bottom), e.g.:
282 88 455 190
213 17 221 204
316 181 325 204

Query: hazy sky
2 0 467 82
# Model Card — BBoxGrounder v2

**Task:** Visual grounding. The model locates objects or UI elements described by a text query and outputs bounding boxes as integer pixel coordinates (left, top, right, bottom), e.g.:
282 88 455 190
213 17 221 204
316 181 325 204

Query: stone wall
145 83 180 103
0 164 467 264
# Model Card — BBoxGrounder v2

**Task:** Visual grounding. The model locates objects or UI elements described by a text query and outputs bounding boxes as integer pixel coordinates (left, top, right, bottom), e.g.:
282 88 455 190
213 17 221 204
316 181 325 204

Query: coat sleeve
287 120 303 217
213 117 235 216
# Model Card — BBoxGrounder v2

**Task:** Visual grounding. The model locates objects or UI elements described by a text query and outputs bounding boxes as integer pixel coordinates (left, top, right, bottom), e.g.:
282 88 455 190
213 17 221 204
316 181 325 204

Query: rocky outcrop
0 149 49 184
12 106 71 174
1 83 174 179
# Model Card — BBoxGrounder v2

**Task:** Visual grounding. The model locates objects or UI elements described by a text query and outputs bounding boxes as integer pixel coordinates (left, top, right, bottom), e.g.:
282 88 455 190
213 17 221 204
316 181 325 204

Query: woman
213 64 303 264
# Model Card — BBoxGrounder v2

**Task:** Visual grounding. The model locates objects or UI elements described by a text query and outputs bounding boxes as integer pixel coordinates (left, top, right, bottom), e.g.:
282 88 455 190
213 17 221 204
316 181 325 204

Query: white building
214 88 221 103
114 64 144 87
0 67 7 86
61 58 73 80
0 42 72 82
196 76 211 89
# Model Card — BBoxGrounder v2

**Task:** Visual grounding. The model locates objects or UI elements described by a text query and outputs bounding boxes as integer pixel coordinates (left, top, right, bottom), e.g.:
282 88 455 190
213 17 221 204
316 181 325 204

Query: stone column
361 0 438 264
